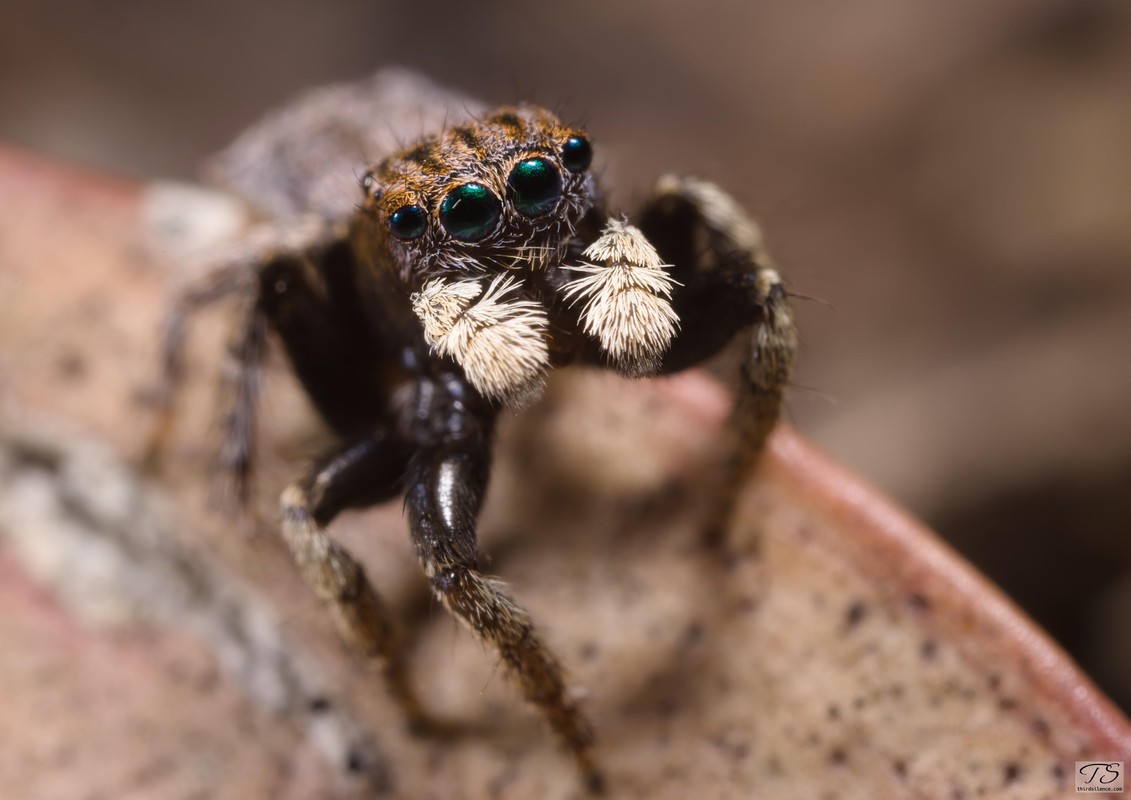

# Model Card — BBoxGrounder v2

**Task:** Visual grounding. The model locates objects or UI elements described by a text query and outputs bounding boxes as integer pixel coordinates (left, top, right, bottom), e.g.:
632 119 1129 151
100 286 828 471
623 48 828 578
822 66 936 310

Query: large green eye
439 183 502 242
561 136 592 173
507 158 563 217
389 205 427 240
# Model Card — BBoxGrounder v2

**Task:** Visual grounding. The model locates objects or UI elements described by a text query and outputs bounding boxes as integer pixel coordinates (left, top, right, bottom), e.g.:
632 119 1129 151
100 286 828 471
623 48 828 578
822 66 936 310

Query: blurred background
2 0 1129 711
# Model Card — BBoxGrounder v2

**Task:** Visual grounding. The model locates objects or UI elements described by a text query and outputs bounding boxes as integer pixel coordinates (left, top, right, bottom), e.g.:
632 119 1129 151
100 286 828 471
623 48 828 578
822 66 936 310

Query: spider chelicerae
150 71 796 792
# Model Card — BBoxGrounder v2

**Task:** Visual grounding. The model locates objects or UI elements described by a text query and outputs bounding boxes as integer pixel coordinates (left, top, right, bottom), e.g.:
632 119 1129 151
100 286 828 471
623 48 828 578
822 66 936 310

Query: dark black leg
279 433 424 727
146 221 380 511
637 176 798 543
403 420 602 791
257 240 390 440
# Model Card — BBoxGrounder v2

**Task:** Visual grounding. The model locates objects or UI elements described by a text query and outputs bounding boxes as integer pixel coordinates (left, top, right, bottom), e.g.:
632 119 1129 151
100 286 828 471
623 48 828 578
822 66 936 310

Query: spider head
359 107 674 406
363 106 597 284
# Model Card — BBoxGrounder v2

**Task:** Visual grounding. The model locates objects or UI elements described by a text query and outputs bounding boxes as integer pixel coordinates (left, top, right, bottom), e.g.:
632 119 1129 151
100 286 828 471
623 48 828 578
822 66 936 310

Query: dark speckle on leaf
908 592 931 612
56 352 86 380
844 600 868 630
345 749 365 772
308 696 331 713
1003 761 1023 784
921 639 939 661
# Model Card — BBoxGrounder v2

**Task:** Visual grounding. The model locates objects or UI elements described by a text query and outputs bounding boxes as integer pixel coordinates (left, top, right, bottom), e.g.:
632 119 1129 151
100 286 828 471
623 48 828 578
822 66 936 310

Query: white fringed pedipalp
411 275 550 405
560 218 680 377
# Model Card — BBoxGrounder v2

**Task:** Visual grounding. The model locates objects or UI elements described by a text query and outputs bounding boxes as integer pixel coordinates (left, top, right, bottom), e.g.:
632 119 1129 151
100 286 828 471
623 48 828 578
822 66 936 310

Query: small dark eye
507 158 563 217
440 183 502 242
561 136 592 173
388 205 427 240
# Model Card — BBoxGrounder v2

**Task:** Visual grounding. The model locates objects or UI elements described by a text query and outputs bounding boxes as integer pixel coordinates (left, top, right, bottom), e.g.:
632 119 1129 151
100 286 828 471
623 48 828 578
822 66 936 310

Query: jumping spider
151 71 796 791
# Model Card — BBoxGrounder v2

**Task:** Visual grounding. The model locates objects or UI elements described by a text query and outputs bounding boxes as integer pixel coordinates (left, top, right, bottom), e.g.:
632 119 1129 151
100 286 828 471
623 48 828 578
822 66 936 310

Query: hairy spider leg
213 296 268 510
240 230 600 784
636 176 798 546
247 237 450 737
280 434 425 729
146 219 352 508
146 258 256 474
404 421 603 793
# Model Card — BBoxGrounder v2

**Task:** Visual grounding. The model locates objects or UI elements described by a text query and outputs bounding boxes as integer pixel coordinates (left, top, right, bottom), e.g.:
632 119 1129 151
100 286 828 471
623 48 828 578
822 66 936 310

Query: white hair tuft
561 219 679 376
411 275 550 405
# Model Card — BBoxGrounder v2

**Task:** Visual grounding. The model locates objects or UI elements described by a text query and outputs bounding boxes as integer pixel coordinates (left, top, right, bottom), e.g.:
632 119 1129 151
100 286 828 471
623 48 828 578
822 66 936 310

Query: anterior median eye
389 205 427 240
440 183 502 242
507 158 563 217
561 135 592 173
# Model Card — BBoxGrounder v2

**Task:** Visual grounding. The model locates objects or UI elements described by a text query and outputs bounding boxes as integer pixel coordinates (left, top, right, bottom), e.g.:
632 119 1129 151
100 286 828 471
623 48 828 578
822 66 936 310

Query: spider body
153 71 796 792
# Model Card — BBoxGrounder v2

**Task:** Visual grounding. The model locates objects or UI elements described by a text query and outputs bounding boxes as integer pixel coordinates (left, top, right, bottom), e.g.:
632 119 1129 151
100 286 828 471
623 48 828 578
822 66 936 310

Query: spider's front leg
638 176 798 543
404 411 602 791
279 433 426 729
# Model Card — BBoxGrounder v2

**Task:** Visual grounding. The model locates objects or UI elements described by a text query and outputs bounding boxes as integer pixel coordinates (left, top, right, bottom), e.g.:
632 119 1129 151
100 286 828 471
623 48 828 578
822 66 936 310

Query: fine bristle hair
411 275 550 405
411 278 483 344
561 219 679 377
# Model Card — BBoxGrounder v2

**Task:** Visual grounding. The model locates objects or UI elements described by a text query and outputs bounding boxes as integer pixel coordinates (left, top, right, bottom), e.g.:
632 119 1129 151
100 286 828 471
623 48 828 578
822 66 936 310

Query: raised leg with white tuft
635 176 798 546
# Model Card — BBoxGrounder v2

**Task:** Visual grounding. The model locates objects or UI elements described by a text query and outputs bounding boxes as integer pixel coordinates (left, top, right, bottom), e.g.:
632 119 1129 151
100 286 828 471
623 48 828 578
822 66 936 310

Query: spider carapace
153 73 796 792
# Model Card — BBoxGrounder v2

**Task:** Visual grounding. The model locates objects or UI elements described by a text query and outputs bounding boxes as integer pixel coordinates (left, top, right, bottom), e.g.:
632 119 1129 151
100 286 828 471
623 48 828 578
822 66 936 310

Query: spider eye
389 205 427 240
507 158 562 217
440 183 502 242
561 136 592 173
